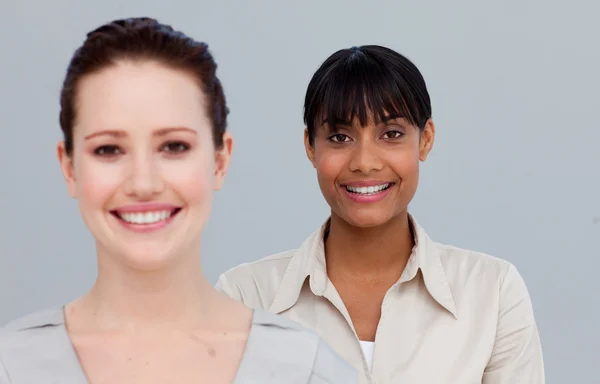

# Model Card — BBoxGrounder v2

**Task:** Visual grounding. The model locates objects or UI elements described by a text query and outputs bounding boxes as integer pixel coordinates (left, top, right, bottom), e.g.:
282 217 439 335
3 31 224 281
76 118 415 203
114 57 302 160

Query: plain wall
1 0 598 382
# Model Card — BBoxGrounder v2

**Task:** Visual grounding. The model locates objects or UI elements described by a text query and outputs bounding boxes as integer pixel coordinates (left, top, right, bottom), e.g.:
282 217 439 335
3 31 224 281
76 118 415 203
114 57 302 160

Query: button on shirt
216 216 545 384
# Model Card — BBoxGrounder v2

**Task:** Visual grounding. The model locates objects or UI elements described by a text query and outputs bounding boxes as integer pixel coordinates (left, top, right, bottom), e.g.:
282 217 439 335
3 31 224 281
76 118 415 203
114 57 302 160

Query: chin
116 245 184 271
341 211 394 229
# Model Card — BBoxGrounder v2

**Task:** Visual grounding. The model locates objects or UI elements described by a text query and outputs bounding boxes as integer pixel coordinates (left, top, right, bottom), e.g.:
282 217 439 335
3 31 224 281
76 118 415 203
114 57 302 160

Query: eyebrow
84 127 197 140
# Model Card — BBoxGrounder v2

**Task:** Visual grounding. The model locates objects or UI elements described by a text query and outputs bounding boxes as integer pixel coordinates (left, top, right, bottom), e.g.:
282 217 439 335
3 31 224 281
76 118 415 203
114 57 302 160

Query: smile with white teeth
345 183 391 195
117 210 173 225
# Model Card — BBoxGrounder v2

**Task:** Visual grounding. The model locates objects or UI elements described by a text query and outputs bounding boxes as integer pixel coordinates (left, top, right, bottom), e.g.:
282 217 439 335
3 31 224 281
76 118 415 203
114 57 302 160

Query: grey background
1 0 598 382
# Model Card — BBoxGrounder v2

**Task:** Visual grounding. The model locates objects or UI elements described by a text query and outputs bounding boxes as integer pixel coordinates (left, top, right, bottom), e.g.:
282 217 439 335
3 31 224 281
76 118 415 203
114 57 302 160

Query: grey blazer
0 307 357 383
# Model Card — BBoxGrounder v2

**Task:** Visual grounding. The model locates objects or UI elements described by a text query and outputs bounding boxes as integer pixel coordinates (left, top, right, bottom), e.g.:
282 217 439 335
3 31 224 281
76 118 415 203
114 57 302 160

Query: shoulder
433 241 533 308
215 249 298 308
250 309 357 383
0 308 66 380
219 249 296 284
411 216 524 297
251 306 308 333
1 307 65 350
435 241 514 282
2 307 64 332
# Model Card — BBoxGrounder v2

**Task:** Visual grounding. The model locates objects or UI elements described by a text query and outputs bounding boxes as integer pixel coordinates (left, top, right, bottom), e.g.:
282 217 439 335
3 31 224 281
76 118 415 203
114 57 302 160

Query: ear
57 141 78 198
304 129 316 168
419 119 435 162
213 132 234 191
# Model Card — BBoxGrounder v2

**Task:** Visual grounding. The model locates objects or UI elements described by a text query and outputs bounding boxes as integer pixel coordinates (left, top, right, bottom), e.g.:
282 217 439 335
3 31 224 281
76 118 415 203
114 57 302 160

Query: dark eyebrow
84 126 197 140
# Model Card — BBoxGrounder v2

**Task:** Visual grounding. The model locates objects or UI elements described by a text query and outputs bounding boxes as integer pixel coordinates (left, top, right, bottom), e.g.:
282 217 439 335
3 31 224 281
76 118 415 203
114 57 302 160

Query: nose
123 152 165 199
348 139 384 174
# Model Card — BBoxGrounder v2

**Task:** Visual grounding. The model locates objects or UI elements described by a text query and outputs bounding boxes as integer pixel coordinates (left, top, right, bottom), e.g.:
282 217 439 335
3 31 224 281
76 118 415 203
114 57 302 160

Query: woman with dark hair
217 45 545 383
0 18 356 384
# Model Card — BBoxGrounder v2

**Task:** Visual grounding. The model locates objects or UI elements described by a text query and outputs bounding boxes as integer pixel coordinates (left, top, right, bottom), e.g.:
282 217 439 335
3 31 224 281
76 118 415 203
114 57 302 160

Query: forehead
319 111 410 133
74 60 209 135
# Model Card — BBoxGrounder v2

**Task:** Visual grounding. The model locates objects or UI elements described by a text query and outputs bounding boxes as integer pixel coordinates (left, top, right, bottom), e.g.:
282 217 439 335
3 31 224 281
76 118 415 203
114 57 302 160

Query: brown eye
163 141 190 153
94 145 122 156
382 130 404 139
328 134 351 143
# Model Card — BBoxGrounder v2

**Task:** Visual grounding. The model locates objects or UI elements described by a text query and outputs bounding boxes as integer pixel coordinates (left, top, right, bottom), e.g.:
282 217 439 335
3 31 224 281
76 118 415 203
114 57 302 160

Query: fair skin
57 60 251 384
304 115 435 341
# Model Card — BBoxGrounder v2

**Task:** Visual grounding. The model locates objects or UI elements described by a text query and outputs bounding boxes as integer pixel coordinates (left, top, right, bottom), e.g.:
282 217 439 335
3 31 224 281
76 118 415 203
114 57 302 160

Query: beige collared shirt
216 217 544 384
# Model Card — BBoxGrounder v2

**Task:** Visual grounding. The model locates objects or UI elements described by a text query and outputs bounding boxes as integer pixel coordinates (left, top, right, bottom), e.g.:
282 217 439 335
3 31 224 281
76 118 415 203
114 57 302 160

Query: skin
304 115 435 341
57 60 251 384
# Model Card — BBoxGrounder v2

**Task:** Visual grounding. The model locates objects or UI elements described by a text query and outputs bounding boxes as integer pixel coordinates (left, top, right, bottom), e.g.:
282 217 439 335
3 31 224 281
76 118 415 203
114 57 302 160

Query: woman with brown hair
0 17 356 384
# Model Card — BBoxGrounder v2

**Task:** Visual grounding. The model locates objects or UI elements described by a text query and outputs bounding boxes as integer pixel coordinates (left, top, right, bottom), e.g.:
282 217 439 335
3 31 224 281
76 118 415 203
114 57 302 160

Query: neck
325 211 415 278
71 245 217 331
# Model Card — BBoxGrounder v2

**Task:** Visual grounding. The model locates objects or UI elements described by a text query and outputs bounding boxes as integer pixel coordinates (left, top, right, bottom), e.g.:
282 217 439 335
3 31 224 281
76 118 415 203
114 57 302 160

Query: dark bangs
303 45 432 144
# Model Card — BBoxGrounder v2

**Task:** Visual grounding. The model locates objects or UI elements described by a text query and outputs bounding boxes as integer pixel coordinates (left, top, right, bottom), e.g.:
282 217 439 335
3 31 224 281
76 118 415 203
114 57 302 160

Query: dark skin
304 115 435 341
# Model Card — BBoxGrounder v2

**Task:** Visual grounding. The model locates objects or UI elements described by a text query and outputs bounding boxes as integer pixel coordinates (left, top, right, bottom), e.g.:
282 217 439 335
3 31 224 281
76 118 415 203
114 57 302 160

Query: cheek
161 156 214 205
389 149 421 182
315 151 345 184
75 158 123 209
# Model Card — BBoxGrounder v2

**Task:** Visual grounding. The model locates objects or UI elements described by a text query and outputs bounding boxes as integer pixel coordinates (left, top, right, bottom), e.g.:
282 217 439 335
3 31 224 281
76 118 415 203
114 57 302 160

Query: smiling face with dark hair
303 45 435 228
306 114 434 229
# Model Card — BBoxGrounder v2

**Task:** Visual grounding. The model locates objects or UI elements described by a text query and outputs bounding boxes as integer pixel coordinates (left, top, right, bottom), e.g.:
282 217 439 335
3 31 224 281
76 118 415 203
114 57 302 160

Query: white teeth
118 210 173 224
345 184 390 195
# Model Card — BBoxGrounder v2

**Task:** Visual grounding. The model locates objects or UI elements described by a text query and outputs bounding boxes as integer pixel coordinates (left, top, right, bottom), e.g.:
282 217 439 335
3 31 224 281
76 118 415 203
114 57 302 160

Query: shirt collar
269 215 458 318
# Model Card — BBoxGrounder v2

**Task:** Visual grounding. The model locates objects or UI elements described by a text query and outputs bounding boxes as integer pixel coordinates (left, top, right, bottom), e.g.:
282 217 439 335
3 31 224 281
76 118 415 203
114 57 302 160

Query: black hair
303 45 432 145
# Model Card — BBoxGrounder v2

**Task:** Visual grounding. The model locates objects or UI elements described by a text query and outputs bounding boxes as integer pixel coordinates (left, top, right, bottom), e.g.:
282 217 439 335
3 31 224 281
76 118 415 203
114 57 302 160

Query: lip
110 202 182 233
341 181 395 203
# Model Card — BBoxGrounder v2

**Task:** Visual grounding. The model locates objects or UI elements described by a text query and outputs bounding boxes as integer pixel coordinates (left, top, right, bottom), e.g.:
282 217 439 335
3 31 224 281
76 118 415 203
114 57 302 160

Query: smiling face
57 60 232 270
305 115 434 228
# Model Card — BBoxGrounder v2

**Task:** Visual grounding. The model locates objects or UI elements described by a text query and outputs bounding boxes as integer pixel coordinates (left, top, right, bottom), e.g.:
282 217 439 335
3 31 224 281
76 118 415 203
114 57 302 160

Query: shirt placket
321 282 377 384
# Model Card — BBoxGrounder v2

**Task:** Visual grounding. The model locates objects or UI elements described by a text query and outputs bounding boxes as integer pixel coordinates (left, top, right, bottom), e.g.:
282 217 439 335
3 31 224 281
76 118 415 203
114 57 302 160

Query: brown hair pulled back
59 17 228 155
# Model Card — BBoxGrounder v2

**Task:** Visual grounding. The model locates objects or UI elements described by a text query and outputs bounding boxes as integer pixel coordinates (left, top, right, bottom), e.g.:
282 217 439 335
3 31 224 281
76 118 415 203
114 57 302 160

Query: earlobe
56 141 77 198
213 132 234 191
304 129 316 168
419 119 436 162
